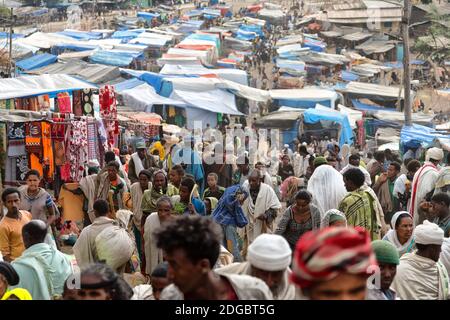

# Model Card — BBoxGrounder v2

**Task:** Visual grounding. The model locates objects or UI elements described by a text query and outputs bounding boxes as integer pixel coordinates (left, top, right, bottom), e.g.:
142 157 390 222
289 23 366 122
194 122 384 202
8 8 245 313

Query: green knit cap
371 240 400 265
313 156 328 167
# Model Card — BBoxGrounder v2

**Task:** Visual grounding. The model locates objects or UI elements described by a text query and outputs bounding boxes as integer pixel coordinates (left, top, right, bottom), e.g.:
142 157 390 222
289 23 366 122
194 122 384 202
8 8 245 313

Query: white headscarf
320 209 347 228
439 238 450 276
414 220 444 245
307 165 347 219
383 211 415 257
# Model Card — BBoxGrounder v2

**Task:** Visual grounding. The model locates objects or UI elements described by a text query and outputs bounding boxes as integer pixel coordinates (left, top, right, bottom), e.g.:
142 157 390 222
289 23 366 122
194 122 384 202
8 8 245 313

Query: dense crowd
0 132 449 300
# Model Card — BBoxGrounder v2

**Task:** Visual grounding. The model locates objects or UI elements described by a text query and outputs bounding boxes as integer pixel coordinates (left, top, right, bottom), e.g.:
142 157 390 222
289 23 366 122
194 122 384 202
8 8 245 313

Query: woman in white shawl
383 211 415 257
306 165 347 218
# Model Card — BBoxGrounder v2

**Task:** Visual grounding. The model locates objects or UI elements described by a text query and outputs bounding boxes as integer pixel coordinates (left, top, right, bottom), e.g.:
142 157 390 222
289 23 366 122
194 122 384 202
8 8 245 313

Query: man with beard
128 141 158 185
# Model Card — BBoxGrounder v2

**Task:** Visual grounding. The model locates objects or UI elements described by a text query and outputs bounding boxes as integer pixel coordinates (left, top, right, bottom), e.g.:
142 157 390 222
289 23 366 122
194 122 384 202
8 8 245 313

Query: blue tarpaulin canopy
341 70 359 81
239 24 264 37
303 108 354 146
112 29 145 39
236 29 258 41
51 43 98 55
303 38 326 52
57 30 103 40
113 78 146 93
16 53 57 71
0 32 24 39
89 50 142 67
351 99 396 112
401 124 448 151
137 11 160 20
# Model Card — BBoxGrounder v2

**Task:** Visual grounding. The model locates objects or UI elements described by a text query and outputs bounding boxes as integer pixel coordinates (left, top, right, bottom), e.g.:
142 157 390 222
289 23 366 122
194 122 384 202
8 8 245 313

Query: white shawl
242 183 281 246
383 211 415 257
79 174 98 223
143 212 164 275
131 152 145 177
410 163 439 226
130 182 152 230
392 252 449 300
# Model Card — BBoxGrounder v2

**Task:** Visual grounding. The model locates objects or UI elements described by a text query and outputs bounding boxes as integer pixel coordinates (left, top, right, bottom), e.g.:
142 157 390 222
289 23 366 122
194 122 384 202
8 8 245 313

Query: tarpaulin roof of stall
171 89 242 115
129 37 168 46
258 8 285 19
113 78 146 93
16 32 76 49
89 50 143 67
186 33 220 48
401 124 448 147
29 60 120 85
239 24 264 36
296 51 349 65
341 32 372 42
270 88 338 100
355 39 396 54
254 110 303 128
137 11 160 20
111 29 145 39
276 59 306 71
236 29 258 41
340 81 413 100
57 30 104 40
203 9 221 16
351 98 395 111
16 53 57 71
341 70 359 81
303 37 327 52
52 43 98 53
372 110 435 125
160 64 248 85
0 39 39 60
304 107 354 146
0 74 97 100
121 84 186 111
0 110 48 123
0 32 24 39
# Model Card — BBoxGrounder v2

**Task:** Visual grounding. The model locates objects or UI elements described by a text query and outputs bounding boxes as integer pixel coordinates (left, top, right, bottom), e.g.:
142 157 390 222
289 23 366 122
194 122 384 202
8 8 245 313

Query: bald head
22 220 47 249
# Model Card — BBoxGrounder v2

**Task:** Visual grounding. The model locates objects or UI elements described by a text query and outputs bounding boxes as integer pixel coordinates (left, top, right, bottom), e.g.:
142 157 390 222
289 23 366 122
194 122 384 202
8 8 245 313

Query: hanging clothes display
99 85 118 148
7 123 26 157
87 117 99 161
82 89 94 116
41 122 55 182
25 121 43 178
72 90 83 117
0 99 14 110
68 119 88 182
37 95 50 112
52 118 67 166
57 92 72 113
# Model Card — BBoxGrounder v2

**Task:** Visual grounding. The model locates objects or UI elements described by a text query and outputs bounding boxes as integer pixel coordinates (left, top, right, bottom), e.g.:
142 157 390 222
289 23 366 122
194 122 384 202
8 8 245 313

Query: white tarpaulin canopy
0 74 97 100
270 87 338 101
341 81 414 99
160 64 248 85
120 84 186 111
171 89 242 115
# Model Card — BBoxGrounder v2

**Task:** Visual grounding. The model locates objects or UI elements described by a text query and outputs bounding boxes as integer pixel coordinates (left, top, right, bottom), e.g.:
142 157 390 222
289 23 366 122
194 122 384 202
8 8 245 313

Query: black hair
294 190 312 202
299 145 307 154
180 177 196 193
24 169 40 180
343 168 365 188
207 172 218 181
349 154 361 162
107 161 120 171
105 151 116 163
367 152 373 159
87 167 98 175
22 220 47 246
79 263 133 300
171 165 185 177
406 159 421 172
93 199 109 217
151 261 169 278
431 193 450 207
155 215 222 269
447 152 450 165
395 213 412 229
374 151 385 162
389 162 401 172
403 157 412 166
139 169 153 180
1 188 20 203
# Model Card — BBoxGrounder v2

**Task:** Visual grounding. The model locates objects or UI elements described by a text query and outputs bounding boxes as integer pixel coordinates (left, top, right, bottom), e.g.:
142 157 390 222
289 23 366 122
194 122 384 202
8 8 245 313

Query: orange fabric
41 122 54 180
0 211 32 260
58 183 84 223
29 153 43 178
175 44 214 51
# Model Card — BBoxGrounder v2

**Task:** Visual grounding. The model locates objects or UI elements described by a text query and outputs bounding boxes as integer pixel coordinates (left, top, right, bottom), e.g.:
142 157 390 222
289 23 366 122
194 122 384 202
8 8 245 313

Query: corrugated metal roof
320 31 344 38
355 39 396 54
415 3 450 16
304 0 365 11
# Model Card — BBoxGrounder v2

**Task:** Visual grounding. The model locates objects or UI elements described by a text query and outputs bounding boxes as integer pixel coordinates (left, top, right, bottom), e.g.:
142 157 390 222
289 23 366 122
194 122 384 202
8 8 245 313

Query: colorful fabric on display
7 123 26 157
87 118 99 161
37 95 50 112
25 122 42 156
57 92 72 113
16 155 29 182
41 122 54 182
81 89 94 116
60 163 71 182
15 97 39 111
99 85 118 148
290 226 376 289
0 99 14 110
68 119 88 182
72 91 83 117
52 118 67 166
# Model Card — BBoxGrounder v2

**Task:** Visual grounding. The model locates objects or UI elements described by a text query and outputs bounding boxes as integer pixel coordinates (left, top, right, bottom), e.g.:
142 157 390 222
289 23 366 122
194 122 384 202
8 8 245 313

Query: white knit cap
426 147 444 162
247 234 292 271
414 220 444 245
87 159 100 167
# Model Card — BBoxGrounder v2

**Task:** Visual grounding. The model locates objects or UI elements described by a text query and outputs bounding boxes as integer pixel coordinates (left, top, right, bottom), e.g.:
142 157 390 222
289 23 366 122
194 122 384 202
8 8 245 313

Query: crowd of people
0 129 449 300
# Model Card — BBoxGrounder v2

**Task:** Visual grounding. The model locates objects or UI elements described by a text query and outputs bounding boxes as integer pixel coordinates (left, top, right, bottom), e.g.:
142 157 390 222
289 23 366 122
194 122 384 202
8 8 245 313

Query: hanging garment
68 119 88 182
57 92 72 113
82 89 94 116
37 95 50 112
41 122 55 182
7 123 26 157
99 85 118 148
16 155 29 182
87 118 99 161
52 118 67 166
60 163 71 182
72 90 83 117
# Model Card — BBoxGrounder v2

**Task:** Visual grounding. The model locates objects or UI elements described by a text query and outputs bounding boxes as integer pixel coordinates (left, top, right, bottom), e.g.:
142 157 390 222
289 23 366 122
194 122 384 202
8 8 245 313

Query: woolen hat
247 234 292 271
371 240 400 265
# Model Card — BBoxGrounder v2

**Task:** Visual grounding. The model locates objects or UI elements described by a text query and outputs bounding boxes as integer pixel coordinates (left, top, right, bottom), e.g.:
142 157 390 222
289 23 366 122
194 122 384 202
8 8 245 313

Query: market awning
16 53 57 71
0 74 97 100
